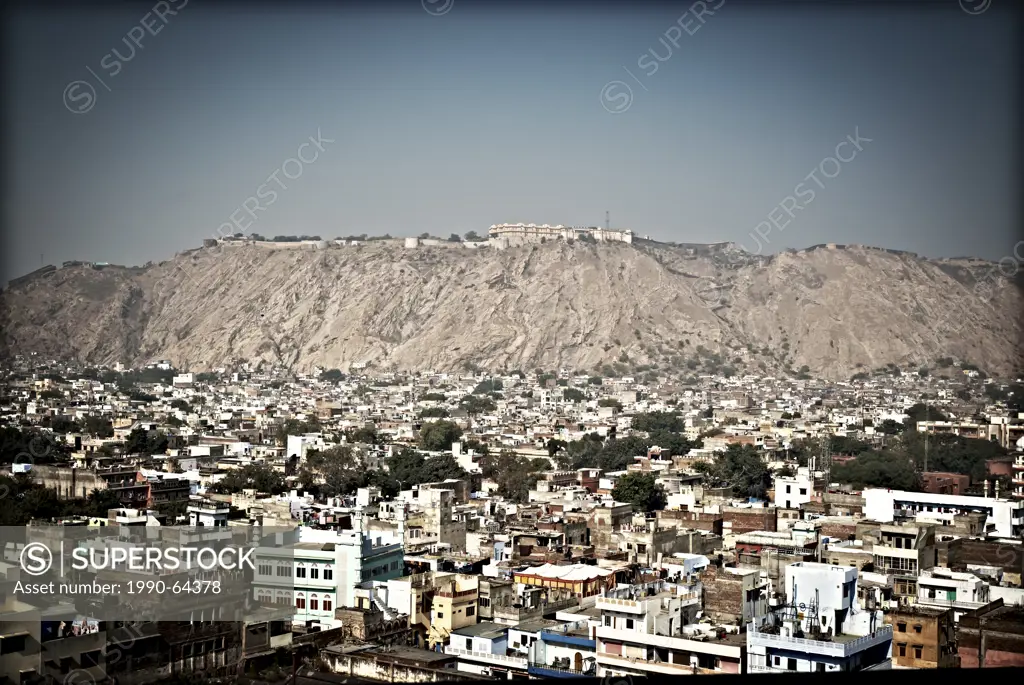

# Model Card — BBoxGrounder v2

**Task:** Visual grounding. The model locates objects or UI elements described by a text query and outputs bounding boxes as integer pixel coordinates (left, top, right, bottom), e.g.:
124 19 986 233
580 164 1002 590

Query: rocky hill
1 240 1021 380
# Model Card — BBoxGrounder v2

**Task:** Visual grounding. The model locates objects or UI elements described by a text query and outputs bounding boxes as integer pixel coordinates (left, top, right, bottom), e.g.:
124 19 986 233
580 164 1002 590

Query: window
258 563 273 576
898 644 906 657
799 488 807 495
913 625 922 633
786 485 791 493
787 658 796 671
437 612 444 618
296 566 307 579
466 606 475 617
323 568 333 581
310 597 319 611
310 567 319 580
296 596 306 609
897 623 906 632
914 646 922 659
626 619 634 630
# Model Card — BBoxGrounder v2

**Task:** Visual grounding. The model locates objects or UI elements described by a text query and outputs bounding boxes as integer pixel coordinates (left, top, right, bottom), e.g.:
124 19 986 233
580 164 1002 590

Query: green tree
877 419 905 435
299 445 366 498
125 427 168 455
597 398 622 410
418 420 463 451
420 407 450 419
903 403 948 429
464 230 481 241
563 388 586 402
213 463 286 495
481 449 543 503
461 395 496 415
347 425 380 445
697 444 773 500
831 452 920 490
83 416 115 438
448 233 462 242
612 473 668 513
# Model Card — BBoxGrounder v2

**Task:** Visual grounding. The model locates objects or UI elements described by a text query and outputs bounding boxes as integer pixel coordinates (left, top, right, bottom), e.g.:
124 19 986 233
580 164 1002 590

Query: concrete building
444 622 528 679
428 574 481 648
746 562 893 673
862 487 1024 538
773 466 814 510
884 606 958 668
253 523 405 630
488 223 633 245
593 581 736 677
915 568 991 620
957 600 1024 667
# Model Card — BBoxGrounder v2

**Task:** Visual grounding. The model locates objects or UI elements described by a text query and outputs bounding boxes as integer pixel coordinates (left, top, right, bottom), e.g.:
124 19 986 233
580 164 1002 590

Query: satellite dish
798 603 806 610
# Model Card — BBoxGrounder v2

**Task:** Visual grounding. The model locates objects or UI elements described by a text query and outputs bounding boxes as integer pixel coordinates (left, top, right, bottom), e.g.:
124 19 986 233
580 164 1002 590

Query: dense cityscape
1 355 1022 683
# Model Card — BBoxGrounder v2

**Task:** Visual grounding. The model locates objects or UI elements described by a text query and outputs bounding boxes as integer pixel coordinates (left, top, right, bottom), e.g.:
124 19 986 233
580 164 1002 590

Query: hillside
1 241 1021 380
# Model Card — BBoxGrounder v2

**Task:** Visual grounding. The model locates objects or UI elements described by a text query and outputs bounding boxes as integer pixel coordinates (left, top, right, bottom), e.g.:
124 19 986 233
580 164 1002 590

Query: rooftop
451 621 508 640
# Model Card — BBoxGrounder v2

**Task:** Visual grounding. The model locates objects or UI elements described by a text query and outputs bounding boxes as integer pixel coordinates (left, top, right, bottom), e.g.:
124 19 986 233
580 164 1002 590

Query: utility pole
605 211 610 230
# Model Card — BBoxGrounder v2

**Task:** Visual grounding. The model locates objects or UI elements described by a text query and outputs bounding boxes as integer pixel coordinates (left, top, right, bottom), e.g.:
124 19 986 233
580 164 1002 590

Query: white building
286 433 328 460
773 466 814 510
915 568 991 620
253 520 405 630
592 581 742 677
862 488 1024 538
488 223 633 244
746 562 892 674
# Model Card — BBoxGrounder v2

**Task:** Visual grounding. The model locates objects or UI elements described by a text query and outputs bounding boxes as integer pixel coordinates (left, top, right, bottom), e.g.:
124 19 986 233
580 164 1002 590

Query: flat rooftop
451 621 508 640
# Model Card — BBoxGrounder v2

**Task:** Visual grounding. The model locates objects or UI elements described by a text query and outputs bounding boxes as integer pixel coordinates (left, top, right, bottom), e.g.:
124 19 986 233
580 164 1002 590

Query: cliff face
1 241 1021 379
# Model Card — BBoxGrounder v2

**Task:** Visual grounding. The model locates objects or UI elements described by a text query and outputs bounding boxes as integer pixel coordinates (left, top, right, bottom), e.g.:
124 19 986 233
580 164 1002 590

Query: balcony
541 629 596 650
527 663 595 678
595 652 721 675
444 646 528 669
746 625 892 659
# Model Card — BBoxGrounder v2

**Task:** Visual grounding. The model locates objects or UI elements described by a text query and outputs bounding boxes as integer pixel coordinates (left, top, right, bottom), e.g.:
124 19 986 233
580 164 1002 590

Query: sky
2 0 1019 282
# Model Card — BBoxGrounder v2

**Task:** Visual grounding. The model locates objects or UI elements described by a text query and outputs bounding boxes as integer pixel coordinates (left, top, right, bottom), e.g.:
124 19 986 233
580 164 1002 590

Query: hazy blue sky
3 0 1018 281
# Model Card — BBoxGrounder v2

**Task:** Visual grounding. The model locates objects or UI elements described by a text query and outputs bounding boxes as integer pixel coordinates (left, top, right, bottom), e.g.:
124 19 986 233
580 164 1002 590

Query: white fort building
488 223 634 244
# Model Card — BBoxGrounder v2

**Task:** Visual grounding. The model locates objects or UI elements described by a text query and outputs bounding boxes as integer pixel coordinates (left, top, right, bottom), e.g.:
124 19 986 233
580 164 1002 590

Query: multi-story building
773 467 814 511
884 606 958 668
915 568 991 620
862 488 1024 538
444 621 528 679
1013 453 1024 501
524 619 599 677
253 523 405 630
856 521 937 597
746 562 893 674
488 223 633 245
592 581 739 677
957 601 1024 667
428 574 480 648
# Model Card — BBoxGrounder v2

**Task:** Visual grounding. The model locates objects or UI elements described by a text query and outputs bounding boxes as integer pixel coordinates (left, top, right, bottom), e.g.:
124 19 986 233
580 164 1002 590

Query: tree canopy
830 451 920 490
694 444 773 500
481 449 546 503
612 472 668 513
418 420 463 451
212 463 286 496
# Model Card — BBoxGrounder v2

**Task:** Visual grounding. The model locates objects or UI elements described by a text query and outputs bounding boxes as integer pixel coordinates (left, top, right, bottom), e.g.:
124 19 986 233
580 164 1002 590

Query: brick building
921 472 970 496
885 606 958 668
958 600 1024 668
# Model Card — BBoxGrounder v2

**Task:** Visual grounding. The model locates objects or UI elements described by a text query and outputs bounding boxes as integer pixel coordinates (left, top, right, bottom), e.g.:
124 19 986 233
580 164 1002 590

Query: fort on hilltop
487 222 634 246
